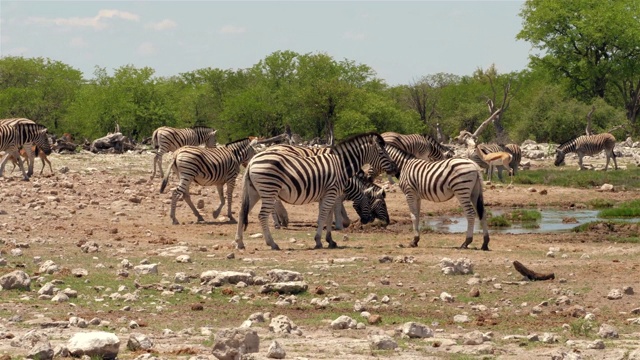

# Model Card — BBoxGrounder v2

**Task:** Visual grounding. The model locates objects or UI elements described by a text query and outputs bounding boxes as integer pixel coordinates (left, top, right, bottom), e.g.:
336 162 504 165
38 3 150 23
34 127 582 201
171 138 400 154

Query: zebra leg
225 181 237 223
257 196 281 250
0 152 11 177
339 202 351 229
332 196 347 230
316 196 338 249
578 154 586 170
405 193 421 247
235 176 262 250
150 152 163 181
612 151 618 170
212 184 225 220
272 200 289 229
456 192 477 250
9 151 29 181
22 145 34 177
496 165 505 182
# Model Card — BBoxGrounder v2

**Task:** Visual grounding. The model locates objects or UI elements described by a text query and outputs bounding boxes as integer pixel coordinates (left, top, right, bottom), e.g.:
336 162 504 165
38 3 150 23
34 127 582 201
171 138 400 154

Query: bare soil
1 151 640 359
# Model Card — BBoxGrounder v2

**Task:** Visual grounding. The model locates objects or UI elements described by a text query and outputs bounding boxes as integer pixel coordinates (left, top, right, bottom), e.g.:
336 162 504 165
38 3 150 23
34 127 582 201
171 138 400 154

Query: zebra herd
0 119 623 250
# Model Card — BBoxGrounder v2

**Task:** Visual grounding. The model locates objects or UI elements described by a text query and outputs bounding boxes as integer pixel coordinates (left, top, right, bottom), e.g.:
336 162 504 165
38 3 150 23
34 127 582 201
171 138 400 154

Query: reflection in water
423 209 640 234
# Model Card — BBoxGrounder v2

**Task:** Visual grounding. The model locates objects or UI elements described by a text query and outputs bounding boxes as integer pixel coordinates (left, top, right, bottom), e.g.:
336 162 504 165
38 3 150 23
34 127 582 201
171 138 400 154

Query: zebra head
24 124 52 156
423 134 454 160
333 133 397 178
365 184 389 226
349 171 375 225
368 134 398 175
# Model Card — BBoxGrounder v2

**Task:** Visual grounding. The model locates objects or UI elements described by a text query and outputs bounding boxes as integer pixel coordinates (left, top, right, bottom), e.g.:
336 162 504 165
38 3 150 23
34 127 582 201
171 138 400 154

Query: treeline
0 52 632 145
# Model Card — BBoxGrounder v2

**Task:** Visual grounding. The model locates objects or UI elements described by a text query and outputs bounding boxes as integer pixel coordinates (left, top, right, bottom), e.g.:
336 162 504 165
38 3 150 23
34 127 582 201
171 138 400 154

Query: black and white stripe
387 146 490 250
555 133 617 170
0 118 40 177
150 126 218 181
469 143 522 182
265 144 390 229
235 133 397 250
382 132 454 161
0 122 51 181
159 137 257 224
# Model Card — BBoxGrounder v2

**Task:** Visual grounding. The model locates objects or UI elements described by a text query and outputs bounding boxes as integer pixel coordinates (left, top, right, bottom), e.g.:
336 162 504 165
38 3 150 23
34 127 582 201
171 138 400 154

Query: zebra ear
249 138 258 146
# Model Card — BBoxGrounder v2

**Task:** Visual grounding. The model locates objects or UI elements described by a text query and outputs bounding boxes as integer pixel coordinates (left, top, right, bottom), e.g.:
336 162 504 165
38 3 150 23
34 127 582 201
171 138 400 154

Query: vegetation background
0 0 638 145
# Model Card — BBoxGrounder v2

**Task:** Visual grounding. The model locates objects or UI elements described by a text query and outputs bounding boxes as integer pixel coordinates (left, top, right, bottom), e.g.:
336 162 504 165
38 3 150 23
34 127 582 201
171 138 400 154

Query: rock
0 270 31 290
587 339 605 349
51 292 69 303
206 271 253 286
127 333 153 351
38 260 59 274
269 315 297 334
624 286 634 295
27 341 54 360
80 241 99 253
463 330 484 345
266 340 286 359
598 183 614 192
440 257 473 275
369 334 397 350
71 268 89 277
212 328 259 360
468 287 480 297
330 315 357 330
402 322 433 338
607 289 623 300
67 331 120 359
267 269 303 282
175 255 191 263
260 281 308 294
440 292 454 303
453 314 470 323
597 324 618 339
133 264 158 275
368 314 382 325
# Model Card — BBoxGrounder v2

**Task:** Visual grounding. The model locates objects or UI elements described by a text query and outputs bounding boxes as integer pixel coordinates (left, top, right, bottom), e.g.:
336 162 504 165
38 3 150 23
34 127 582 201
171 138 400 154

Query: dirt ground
1 150 640 359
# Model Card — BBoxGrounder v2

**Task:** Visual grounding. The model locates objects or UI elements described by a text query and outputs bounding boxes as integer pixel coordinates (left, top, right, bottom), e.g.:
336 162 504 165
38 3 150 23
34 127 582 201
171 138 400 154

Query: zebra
150 126 218 181
263 144 390 229
159 137 257 225
386 145 490 250
235 133 397 250
370 132 454 182
469 143 522 182
0 122 52 181
8 145 53 176
273 169 389 229
0 118 39 177
554 133 618 171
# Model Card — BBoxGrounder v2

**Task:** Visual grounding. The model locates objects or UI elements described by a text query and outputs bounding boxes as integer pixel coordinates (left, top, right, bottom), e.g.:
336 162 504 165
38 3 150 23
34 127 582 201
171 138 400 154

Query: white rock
266 340 286 359
67 331 120 358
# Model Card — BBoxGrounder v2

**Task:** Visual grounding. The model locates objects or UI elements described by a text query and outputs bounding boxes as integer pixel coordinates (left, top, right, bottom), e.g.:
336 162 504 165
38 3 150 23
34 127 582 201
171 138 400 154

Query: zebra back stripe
382 132 453 161
152 126 218 153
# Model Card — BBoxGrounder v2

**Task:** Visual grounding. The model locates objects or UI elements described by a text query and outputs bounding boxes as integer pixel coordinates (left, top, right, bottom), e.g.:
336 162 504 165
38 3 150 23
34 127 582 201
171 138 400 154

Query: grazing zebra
386 145 490 250
9 145 53 176
555 133 618 171
159 137 257 225
150 126 218 181
0 118 38 176
0 122 52 181
273 169 389 229
469 143 521 182
264 144 390 229
235 133 397 250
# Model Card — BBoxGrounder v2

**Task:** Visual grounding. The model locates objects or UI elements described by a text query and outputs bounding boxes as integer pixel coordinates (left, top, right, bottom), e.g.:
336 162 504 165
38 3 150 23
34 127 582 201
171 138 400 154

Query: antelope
475 145 513 184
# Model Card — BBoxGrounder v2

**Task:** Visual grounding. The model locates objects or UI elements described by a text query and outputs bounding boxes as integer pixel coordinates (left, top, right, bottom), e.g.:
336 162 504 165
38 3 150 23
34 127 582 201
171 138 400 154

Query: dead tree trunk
513 261 555 281
586 106 595 136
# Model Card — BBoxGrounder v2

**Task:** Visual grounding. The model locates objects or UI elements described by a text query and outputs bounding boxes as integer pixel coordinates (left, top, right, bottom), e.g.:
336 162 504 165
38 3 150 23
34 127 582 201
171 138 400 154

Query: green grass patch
587 198 615 209
569 318 598 338
598 199 640 218
514 166 640 189
488 215 511 228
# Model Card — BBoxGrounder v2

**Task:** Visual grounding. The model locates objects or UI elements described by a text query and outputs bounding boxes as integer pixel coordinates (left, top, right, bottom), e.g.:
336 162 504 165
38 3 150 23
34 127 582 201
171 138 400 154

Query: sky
0 1 532 85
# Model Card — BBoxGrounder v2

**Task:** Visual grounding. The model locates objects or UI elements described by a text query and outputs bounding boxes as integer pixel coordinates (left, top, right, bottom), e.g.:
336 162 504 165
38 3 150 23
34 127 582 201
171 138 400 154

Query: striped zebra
159 137 257 225
0 122 52 181
150 126 218 181
469 143 521 182
370 132 454 182
386 145 490 250
273 169 389 229
0 118 39 177
235 133 397 250
263 144 390 229
555 133 618 171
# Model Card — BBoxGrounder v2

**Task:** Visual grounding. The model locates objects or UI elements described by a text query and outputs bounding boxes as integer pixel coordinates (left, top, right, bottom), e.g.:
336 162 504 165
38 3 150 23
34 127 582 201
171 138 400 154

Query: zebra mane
224 137 252 147
336 132 384 147
557 136 582 150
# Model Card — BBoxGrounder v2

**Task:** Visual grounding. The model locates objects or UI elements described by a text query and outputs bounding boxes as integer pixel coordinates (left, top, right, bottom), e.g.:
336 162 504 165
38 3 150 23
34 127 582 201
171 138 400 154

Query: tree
517 0 640 126
0 56 83 131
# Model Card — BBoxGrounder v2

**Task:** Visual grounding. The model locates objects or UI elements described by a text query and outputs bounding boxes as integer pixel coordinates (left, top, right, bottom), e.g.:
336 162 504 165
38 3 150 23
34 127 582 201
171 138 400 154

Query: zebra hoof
410 237 419 247
328 241 337 249
172 220 180 225
481 246 490 251
196 217 205 223
235 243 246 250
271 244 281 251
313 244 323 249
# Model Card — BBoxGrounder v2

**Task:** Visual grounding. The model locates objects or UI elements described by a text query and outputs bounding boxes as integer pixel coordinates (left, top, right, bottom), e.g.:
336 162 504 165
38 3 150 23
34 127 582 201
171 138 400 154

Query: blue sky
0 1 532 85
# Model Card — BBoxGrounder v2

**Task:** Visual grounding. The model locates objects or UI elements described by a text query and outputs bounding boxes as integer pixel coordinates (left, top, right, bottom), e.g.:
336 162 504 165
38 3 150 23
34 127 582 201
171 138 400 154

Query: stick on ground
513 260 555 281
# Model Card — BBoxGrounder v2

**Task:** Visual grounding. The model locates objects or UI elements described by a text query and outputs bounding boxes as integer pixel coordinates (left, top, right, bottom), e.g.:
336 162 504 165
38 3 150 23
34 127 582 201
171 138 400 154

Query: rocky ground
1 147 640 360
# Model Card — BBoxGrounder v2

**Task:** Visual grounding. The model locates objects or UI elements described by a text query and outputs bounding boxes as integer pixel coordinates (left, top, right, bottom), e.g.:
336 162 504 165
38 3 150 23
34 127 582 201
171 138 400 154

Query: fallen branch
513 260 555 281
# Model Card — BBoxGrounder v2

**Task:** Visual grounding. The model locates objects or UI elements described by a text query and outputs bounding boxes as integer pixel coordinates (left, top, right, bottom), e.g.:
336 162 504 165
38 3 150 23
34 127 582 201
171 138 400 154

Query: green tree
517 0 640 126
0 56 83 131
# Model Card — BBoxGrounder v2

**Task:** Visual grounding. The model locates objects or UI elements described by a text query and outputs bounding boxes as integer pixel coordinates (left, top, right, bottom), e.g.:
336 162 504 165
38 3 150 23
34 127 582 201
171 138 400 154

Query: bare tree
585 106 595 135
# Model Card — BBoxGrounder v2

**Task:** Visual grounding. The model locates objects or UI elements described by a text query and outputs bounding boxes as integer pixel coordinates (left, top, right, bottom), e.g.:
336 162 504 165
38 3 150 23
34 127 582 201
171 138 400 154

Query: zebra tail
239 169 252 231
475 178 485 220
159 159 175 194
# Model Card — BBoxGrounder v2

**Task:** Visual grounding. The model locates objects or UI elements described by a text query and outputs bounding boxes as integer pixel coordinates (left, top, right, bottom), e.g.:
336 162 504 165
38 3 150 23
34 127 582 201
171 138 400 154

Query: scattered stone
175 255 191 263
0 270 31 290
127 333 153 351
402 322 433 338
440 292 454 303
38 260 59 274
624 286 634 295
266 340 286 359
330 315 357 330
598 183 614 192
80 241 99 253
463 330 484 345
67 331 120 358
212 328 259 360
468 287 480 297
369 335 397 350
260 281 308 294
269 315 297 334
440 257 473 275
453 314 470 323
587 339 605 349
368 314 382 325
133 264 158 275
607 289 623 300
598 324 618 339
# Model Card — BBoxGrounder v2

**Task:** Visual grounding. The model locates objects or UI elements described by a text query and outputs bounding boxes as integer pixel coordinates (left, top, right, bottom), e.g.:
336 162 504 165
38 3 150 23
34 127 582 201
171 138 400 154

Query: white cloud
219 25 246 34
344 31 366 41
137 42 156 56
27 9 139 30
69 37 87 48
146 19 177 31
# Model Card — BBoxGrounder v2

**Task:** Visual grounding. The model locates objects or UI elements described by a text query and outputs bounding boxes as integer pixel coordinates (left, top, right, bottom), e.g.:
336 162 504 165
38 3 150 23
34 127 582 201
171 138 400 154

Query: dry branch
586 106 595 136
513 260 555 281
